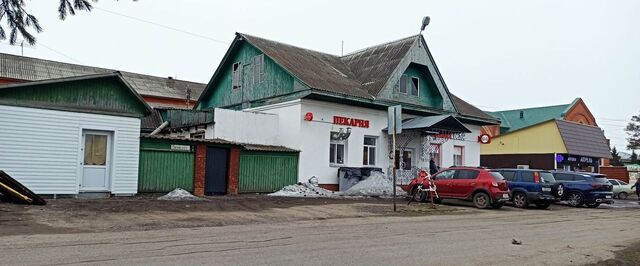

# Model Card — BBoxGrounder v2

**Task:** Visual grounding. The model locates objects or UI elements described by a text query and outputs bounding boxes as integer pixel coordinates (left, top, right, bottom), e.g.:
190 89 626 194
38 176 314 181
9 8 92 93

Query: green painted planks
138 149 195 192
239 152 298 193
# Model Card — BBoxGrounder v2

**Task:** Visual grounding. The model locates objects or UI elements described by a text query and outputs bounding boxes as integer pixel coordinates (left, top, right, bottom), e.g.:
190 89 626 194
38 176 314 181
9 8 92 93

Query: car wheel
535 202 551 209
618 192 628 200
513 192 529 208
473 192 491 209
567 192 584 207
411 187 427 202
491 202 504 209
586 203 601 208
553 183 565 198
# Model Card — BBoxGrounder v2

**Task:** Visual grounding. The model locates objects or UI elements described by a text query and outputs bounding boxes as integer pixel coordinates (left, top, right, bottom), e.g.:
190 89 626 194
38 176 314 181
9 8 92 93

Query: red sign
304 112 314 121
333 116 370 128
478 134 492 144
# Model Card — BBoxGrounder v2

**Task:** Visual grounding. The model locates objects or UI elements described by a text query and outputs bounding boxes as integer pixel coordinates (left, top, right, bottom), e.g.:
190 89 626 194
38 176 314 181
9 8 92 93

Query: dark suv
551 171 614 208
408 167 510 209
494 169 564 209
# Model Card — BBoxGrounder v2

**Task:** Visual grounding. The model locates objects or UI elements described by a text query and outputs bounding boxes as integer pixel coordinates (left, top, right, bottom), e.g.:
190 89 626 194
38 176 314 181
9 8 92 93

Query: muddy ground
0 194 469 236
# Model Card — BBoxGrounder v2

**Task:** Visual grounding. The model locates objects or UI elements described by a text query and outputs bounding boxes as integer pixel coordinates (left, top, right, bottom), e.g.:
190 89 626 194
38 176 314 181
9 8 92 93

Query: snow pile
340 172 406 197
269 176 335 198
157 188 203 201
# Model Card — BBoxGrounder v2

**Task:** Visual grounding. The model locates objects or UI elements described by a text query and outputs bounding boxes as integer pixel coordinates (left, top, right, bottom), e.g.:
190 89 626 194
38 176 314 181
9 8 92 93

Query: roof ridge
238 33 342 59
491 103 571 113
341 35 420 58
0 52 205 85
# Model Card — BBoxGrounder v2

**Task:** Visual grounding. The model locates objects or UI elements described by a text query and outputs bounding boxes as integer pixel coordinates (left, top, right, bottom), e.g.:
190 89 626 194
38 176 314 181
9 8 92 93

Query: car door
608 180 620 194
500 170 517 191
433 170 455 197
520 171 537 193
452 169 480 198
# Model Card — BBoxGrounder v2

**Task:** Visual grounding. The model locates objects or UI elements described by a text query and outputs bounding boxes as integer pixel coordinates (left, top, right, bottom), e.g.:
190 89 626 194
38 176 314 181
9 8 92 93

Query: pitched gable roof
201 33 497 124
488 103 571 133
240 33 370 98
0 52 205 101
341 35 418 96
556 119 611 158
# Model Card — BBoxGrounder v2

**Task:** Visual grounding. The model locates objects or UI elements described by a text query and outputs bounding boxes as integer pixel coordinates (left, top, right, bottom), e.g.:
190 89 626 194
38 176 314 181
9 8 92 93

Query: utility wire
37 42 82 64
94 7 228 45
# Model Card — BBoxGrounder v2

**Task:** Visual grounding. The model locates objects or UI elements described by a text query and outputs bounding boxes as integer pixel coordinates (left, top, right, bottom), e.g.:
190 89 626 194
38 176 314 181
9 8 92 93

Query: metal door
80 131 111 192
205 147 229 195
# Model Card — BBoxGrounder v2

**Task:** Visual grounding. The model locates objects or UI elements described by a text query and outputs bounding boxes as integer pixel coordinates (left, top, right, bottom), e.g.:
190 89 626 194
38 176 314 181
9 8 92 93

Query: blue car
495 169 564 209
551 171 614 208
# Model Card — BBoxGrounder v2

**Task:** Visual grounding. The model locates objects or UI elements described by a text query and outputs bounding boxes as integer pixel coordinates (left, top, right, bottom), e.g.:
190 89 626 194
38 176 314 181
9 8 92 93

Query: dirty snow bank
340 172 406 197
157 188 203 201
269 177 335 197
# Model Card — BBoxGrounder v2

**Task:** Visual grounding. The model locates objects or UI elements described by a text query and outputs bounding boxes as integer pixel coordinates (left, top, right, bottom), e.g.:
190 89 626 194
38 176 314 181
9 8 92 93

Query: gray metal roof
398 114 471 133
0 53 205 100
555 119 612 158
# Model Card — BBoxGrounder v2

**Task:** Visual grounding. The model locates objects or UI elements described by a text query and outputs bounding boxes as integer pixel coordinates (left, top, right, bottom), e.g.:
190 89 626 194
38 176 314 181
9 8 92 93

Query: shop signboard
555 154 598 166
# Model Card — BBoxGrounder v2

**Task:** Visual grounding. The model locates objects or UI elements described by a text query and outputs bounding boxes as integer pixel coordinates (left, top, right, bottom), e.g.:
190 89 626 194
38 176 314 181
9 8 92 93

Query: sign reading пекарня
333 116 370 128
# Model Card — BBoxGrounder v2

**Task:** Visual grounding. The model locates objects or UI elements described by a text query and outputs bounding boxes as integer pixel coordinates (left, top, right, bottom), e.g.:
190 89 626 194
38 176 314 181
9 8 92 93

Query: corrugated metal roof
0 53 206 100
140 135 299 152
488 103 572 133
450 94 498 122
555 119 611 159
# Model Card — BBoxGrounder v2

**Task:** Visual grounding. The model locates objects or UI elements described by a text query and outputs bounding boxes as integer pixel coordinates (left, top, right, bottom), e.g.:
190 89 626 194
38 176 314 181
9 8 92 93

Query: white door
80 131 111 192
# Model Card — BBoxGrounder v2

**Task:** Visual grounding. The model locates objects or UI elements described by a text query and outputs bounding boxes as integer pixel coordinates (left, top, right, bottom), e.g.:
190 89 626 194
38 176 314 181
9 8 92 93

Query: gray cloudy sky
2 0 638 152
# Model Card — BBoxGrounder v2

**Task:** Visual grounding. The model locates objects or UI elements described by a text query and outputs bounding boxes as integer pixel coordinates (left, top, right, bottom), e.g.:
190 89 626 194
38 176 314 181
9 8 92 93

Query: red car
408 166 510 209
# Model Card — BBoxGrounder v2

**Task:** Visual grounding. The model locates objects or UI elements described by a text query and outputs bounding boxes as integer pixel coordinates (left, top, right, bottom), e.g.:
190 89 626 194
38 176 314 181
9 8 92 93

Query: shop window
410 77 419 96
253 54 265 83
395 149 413 170
453 146 464 166
429 144 441 168
363 136 377 166
232 62 242 89
330 133 347 165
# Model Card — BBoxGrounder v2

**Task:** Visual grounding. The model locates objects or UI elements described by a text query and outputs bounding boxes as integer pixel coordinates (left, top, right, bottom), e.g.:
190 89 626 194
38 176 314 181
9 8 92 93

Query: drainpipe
149 121 169 136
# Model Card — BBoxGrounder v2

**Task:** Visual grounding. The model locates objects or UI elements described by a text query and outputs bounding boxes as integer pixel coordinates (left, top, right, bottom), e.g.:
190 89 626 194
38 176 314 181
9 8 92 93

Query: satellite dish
421 16 431 31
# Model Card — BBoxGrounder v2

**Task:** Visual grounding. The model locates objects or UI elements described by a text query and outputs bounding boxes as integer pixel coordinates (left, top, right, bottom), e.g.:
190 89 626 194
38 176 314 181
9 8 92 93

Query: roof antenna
419 16 430 48
341 40 344 56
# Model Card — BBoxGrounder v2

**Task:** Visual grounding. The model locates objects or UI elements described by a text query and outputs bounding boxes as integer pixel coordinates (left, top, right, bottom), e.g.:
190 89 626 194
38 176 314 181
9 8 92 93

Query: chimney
519 111 524 119
167 76 175 88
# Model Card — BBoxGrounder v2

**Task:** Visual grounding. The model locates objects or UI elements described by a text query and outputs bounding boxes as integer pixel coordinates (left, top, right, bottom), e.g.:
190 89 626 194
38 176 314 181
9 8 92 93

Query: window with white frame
399 75 408 93
232 62 242 89
453 146 464 166
410 77 419 96
330 134 347 165
363 136 377 166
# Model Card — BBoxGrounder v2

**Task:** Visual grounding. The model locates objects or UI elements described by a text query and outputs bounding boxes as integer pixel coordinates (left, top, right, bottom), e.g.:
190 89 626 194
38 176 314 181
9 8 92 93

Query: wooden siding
238 151 298 193
389 63 443 109
197 42 310 109
0 77 148 117
0 104 141 195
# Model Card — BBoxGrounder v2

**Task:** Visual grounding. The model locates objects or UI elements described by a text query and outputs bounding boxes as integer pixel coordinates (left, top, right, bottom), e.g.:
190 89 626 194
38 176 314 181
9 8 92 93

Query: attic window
253 54 265 84
399 75 408 93
232 62 242 89
410 77 419 96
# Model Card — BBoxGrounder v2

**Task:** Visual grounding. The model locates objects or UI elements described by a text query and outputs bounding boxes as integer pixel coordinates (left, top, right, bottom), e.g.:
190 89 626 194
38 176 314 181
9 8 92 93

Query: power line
37 42 82 64
94 7 229 45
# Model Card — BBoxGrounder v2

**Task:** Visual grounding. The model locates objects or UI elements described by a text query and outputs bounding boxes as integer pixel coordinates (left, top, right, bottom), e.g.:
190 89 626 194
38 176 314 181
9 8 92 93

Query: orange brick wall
193 144 207 196
564 99 597 126
227 148 240 195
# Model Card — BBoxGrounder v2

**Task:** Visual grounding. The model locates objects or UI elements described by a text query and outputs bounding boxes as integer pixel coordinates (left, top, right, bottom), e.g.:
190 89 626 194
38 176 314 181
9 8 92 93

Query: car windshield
539 172 556 183
593 176 609 183
489 172 505 180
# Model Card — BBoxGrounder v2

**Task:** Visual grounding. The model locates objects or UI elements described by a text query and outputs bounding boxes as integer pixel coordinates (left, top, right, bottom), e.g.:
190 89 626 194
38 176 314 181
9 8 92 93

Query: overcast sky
2 0 638 152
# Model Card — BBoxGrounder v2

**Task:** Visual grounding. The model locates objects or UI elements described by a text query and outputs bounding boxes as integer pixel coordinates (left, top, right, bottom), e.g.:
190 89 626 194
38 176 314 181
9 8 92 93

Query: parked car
551 171 614 208
407 167 510 209
607 179 634 199
494 169 564 209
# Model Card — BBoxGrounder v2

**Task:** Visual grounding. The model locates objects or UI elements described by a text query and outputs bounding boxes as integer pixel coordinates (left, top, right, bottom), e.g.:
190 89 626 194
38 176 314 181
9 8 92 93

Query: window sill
329 163 346 168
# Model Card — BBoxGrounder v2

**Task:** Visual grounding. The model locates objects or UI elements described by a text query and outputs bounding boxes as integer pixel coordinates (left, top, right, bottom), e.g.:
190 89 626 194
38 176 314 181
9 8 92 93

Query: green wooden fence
239 151 299 193
138 140 195 193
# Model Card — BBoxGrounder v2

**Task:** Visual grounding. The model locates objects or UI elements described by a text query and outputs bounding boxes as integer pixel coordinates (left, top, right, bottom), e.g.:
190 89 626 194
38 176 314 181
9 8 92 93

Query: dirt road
1 198 639 266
